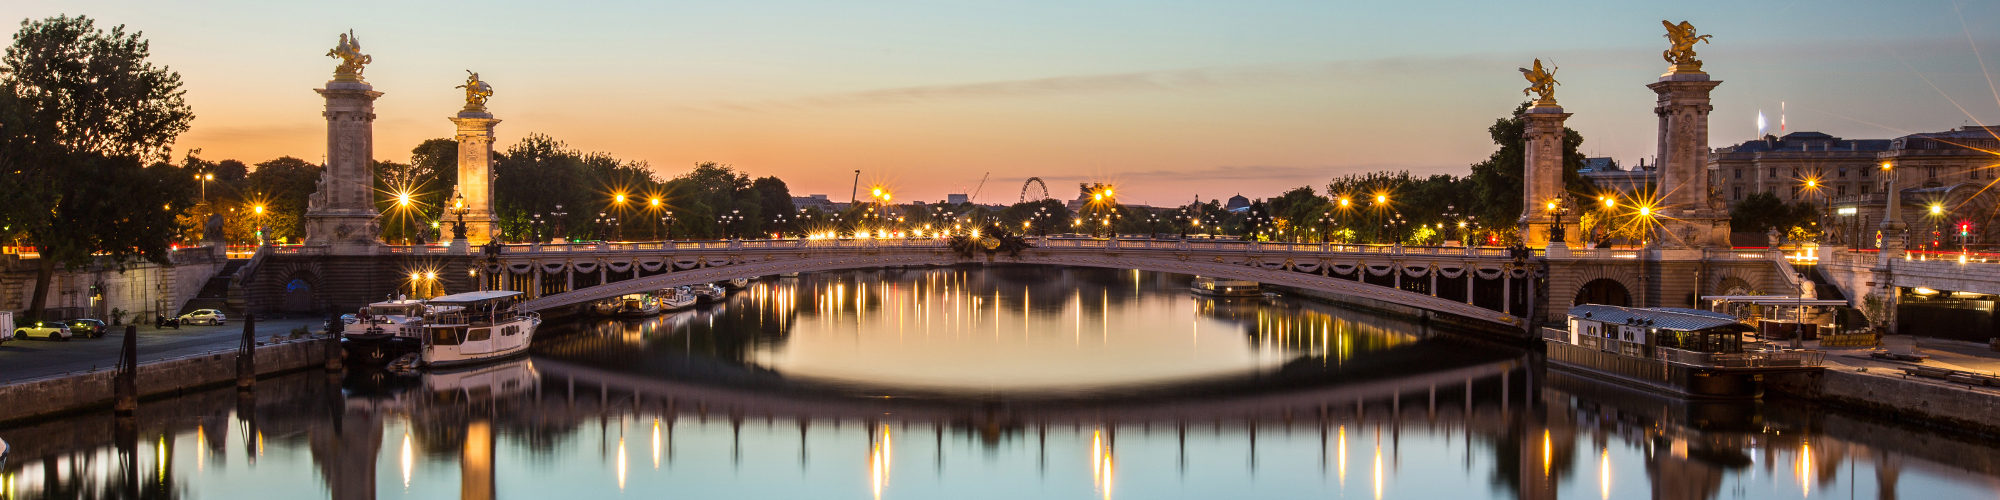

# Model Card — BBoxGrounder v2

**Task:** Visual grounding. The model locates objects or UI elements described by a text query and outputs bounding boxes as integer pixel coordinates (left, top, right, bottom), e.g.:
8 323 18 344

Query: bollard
114 325 138 414
236 313 256 390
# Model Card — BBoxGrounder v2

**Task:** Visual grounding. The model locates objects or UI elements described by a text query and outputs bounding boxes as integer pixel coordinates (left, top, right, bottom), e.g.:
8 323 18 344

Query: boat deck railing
1558 329 1823 369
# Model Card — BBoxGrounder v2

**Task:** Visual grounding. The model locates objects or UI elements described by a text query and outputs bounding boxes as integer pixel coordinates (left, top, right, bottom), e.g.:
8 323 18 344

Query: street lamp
549 204 569 243
531 213 545 243
661 211 675 241
449 188 469 242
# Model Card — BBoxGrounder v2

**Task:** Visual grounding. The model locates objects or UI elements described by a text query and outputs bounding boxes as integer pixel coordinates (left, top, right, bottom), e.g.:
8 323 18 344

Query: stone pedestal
1519 104 1576 248
1647 72 1730 248
303 80 384 253
450 109 502 245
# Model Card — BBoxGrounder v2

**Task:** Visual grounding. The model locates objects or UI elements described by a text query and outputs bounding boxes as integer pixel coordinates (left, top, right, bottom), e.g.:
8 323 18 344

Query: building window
1734 168 1743 179
1837 184 1848 196
1862 167 1871 178
1770 168 1777 178
1733 187 1742 200
1838 167 1847 178
1928 166 1937 179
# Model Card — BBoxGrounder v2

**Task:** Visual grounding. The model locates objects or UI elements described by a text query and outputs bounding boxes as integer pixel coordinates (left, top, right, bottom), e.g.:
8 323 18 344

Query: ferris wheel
1020 177 1050 203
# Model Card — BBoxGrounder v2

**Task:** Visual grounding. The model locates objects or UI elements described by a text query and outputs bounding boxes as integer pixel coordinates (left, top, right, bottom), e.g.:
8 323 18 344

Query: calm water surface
1 267 1997 499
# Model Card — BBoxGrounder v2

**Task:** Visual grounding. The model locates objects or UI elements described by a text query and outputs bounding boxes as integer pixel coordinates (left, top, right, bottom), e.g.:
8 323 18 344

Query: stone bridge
480 238 1543 332
239 238 1800 335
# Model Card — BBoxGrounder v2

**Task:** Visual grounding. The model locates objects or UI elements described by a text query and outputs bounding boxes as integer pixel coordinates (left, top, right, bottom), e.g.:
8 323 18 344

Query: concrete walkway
0 316 326 384
1810 336 2000 395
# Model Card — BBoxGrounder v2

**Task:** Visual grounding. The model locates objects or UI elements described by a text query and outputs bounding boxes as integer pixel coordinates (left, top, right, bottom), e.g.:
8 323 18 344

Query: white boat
659 287 698 311
726 277 751 289
419 290 541 369
612 293 662 318
693 284 728 304
340 298 430 364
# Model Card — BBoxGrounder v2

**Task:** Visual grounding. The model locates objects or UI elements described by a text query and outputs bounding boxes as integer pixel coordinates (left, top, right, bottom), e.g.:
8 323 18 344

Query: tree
1 15 195 319
245 157 320 243
751 176 796 236
1465 102 1593 243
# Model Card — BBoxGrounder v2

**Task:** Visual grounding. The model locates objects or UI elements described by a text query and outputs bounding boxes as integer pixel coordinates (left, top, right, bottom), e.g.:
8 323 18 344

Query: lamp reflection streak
870 424 893 500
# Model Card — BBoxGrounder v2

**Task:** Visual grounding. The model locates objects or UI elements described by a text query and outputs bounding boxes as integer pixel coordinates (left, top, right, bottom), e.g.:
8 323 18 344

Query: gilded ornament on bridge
1518 58 1559 107
457 70 494 111
1661 20 1712 73
326 30 373 82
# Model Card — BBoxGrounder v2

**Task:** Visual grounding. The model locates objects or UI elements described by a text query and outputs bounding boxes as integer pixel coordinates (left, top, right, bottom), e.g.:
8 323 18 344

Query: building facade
1708 126 2000 249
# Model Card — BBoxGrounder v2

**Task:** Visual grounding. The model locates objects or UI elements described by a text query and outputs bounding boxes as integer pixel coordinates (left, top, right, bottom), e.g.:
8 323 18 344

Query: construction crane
967 172 990 203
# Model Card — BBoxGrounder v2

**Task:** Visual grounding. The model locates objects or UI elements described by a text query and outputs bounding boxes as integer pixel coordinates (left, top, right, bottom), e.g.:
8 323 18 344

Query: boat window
501 325 518 336
430 328 463 346
467 327 492 342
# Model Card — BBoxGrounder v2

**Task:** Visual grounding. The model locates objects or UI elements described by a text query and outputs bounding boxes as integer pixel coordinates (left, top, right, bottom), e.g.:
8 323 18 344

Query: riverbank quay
0 334 336 425
1760 337 2000 437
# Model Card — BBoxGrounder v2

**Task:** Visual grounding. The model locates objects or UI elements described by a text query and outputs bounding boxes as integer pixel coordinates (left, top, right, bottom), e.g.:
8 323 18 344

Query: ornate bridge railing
479 237 1541 331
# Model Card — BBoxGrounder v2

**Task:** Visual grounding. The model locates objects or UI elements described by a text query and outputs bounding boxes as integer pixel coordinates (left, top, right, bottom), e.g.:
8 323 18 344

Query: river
1 267 1995 499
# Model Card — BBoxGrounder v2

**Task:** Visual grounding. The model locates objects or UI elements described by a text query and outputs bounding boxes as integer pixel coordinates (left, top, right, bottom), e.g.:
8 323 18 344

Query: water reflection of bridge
4 355 1999 499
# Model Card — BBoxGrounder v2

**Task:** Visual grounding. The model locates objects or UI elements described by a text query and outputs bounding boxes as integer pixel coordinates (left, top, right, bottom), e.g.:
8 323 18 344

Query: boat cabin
424 290 524 328
358 299 425 319
1191 277 1261 297
1566 304 1753 355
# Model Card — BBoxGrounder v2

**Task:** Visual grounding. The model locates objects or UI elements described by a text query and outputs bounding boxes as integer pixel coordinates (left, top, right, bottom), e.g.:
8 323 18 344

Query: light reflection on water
0 268 1998 499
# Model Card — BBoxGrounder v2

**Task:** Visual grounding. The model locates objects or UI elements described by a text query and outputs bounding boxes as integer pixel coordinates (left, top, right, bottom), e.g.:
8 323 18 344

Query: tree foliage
0 15 195 317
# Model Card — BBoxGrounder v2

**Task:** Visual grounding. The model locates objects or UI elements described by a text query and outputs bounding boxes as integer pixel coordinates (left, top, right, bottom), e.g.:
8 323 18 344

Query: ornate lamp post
1546 198 1569 244
549 204 569 243
531 213 545 243
449 189 469 241
1319 211 1337 244
661 211 675 241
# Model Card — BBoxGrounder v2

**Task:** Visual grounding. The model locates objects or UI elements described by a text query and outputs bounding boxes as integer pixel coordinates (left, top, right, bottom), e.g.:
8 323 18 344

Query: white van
0 310 12 345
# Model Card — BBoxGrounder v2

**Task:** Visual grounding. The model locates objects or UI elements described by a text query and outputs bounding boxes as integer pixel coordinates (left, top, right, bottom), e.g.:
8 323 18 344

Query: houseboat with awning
1547 304 1824 399
420 290 541 368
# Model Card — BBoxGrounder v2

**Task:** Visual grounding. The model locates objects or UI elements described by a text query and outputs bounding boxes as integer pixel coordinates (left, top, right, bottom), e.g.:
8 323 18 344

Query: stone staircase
1795 263 1848 301
179 258 248 316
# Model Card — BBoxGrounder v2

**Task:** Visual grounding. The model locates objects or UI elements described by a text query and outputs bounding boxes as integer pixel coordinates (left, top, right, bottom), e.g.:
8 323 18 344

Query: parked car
178 309 227 326
64 318 107 338
12 320 73 341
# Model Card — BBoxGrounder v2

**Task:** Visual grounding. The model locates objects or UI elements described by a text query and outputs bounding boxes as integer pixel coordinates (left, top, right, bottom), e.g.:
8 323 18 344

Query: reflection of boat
659 287 698 311
613 293 662 318
420 291 541 369
1190 276 1260 298
424 357 540 399
340 298 429 364
1550 304 1823 399
693 284 728 303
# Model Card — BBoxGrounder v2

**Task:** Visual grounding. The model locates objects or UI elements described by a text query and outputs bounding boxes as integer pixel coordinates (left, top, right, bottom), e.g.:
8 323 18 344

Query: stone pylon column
1647 69 1731 248
1520 103 1574 248
450 108 501 245
303 78 384 252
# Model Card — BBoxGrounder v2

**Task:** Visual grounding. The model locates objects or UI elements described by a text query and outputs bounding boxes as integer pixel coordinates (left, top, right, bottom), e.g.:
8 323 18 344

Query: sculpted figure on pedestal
1662 20 1711 71
457 70 494 110
326 30 372 81
1519 58 1559 106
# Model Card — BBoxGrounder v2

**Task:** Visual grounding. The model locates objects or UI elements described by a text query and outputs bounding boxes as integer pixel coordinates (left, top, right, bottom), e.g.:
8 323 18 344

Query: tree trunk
28 255 54 319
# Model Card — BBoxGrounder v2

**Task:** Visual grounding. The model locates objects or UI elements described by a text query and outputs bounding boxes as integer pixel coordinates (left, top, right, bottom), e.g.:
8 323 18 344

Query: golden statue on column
1519 58 1559 107
1662 20 1712 74
457 70 494 111
325 30 372 82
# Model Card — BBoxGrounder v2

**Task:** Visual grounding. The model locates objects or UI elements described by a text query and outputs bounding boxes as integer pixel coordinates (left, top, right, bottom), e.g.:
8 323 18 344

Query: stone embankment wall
0 246 226 321
1768 368 2000 437
0 338 333 424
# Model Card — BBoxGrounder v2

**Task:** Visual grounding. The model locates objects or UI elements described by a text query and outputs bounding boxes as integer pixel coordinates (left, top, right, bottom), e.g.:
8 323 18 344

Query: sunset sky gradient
7 1 2000 205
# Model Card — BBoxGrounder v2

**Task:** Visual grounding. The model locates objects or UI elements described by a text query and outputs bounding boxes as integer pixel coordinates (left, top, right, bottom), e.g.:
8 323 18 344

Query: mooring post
236 313 256 390
114 325 138 414
324 313 344 371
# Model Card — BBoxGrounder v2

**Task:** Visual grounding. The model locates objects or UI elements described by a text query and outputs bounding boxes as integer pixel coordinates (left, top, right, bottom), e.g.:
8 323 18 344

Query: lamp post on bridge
661 211 674 241
531 213 545 243
549 204 569 243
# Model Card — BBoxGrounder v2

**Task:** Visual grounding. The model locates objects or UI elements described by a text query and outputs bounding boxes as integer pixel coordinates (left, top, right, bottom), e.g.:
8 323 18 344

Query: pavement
1810 336 2000 394
0 315 326 384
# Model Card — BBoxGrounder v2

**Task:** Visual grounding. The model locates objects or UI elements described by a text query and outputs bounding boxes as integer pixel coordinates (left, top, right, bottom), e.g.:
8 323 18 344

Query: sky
7 0 2000 206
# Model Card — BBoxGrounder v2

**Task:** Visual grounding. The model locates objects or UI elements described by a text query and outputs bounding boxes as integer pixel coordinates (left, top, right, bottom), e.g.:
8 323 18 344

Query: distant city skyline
6 0 2000 204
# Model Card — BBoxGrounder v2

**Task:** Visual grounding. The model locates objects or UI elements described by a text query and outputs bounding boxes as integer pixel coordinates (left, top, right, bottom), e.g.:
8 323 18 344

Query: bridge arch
1573 278 1631 306
504 242 1530 331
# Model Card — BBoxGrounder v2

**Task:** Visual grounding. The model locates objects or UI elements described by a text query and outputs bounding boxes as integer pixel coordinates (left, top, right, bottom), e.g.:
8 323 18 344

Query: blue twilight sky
5 0 2000 204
